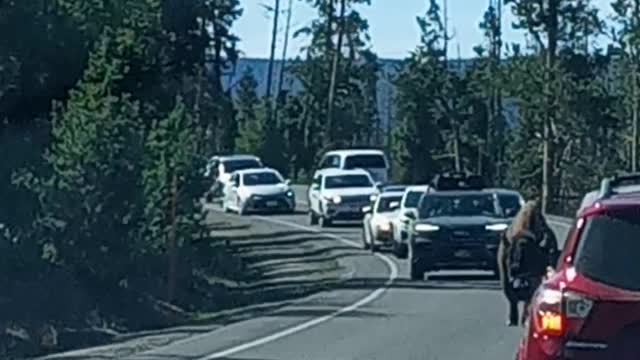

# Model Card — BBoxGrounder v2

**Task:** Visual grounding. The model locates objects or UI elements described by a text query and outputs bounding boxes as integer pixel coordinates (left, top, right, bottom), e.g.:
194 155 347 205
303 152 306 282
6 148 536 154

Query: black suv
404 172 514 280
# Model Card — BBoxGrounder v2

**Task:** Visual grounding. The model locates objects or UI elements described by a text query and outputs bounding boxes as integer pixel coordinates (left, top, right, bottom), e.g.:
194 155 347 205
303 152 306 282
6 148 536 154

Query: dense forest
1 0 638 357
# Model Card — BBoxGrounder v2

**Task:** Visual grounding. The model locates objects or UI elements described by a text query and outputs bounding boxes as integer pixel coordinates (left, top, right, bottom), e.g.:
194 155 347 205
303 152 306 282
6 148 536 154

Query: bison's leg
521 300 531 326
508 298 519 326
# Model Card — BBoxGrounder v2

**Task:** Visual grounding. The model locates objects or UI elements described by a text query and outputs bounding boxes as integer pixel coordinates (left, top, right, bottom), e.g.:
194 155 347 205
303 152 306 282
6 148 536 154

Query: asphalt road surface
44 188 573 360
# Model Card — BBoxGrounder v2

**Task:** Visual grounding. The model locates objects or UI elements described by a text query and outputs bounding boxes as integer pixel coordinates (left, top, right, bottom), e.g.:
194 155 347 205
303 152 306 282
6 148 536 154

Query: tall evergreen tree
392 0 448 182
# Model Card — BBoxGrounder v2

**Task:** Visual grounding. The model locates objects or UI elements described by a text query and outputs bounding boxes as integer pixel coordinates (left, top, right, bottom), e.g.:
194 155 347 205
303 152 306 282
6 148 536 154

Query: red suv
516 174 640 360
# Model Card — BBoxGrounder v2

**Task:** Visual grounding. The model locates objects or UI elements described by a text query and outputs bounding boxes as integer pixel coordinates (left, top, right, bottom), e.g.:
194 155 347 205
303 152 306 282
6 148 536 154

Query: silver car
222 168 295 215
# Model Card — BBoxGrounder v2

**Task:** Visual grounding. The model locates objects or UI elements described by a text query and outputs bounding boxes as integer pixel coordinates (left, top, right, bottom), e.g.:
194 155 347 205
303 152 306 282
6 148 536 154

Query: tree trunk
542 0 559 213
326 0 347 142
266 0 281 122
633 61 638 172
167 170 178 302
274 0 293 125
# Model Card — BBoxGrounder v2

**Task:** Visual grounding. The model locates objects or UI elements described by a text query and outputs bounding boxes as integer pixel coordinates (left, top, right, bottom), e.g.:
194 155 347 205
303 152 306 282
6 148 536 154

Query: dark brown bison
497 200 559 326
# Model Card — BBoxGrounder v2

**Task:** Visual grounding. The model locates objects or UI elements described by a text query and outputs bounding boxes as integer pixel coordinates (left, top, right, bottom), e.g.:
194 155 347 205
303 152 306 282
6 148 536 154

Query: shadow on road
236 274 502 294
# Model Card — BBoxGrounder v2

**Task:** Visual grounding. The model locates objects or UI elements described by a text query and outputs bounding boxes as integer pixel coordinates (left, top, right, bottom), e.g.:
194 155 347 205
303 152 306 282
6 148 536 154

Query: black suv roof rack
430 172 485 191
598 172 640 199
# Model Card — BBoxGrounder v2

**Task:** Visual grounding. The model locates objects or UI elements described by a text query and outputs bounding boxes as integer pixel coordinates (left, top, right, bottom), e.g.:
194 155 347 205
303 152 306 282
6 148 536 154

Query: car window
222 159 262 173
574 211 640 291
403 191 424 209
377 196 402 213
319 155 340 169
324 174 373 189
243 172 282 186
343 154 386 169
418 194 501 218
497 194 522 216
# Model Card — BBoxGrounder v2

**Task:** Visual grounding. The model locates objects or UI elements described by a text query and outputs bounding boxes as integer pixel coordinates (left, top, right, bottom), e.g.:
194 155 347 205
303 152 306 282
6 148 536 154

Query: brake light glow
539 311 563 334
532 288 593 338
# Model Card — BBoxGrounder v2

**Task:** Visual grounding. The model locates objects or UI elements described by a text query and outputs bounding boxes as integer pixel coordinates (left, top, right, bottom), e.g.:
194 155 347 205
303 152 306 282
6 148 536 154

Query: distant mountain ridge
222 57 513 130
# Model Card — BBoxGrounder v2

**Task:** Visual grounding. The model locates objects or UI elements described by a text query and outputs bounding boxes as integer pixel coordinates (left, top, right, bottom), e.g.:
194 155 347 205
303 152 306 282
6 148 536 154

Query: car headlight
370 194 378 202
485 223 509 231
332 195 342 204
286 190 294 197
378 221 391 231
414 223 440 232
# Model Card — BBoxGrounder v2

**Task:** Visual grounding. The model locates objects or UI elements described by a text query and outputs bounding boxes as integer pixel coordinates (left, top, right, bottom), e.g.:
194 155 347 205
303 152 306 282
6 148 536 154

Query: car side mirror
505 208 518 217
362 205 372 214
311 183 319 190
285 179 292 186
404 210 417 220
375 181 383 190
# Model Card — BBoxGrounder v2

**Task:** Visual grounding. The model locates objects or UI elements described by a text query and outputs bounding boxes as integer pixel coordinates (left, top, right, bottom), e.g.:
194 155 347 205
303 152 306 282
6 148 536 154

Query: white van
315 149 390 184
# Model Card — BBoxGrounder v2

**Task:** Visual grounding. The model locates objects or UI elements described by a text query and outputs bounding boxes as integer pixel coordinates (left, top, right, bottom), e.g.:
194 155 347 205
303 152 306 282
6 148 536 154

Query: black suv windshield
419 193 500 218
497 194 522 216
325 174 372 189
223 159 261 173
377 196 403 213
404 191 424 209
575 211 640 291
243 172 281 186
343 155 386 169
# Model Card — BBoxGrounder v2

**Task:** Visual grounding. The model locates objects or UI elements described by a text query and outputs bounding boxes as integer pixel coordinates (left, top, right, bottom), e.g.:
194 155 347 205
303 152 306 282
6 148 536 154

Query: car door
308 175 322 213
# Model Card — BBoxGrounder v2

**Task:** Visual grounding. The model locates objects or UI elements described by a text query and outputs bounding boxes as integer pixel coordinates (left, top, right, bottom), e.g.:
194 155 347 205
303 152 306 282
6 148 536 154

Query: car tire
319 216 332 228
309 211 319 225
238 203 247 216
361 228 370 250
410 262 424 281
393 242 408 259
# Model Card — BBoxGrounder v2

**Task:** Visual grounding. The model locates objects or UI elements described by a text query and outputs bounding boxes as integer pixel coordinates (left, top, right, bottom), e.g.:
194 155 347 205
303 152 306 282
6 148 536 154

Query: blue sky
235 0 613 60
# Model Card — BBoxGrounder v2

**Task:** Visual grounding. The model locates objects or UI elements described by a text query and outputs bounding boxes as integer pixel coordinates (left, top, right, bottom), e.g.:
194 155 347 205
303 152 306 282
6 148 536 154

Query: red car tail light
532 287 594 337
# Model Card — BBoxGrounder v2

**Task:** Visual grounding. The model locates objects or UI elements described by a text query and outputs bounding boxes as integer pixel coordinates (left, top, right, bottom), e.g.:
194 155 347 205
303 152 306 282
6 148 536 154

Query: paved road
46 186 574 360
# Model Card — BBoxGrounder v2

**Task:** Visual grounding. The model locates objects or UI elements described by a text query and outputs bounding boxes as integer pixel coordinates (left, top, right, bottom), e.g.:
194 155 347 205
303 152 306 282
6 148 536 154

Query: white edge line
39 209 396 360
196 214 398 360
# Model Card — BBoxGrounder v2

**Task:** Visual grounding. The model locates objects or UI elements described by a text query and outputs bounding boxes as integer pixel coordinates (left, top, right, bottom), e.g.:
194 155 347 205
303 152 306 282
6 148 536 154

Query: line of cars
304 149 527 281
204 154 296 215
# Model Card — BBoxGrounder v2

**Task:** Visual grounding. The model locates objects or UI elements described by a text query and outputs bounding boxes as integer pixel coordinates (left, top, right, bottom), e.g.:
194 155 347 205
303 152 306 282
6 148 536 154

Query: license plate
454 250 472 258
266 201 278 207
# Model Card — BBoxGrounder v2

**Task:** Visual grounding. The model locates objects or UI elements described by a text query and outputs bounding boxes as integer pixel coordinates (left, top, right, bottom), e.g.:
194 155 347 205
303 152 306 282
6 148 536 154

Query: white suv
308 168 380 227
314 149 390 184
390 185 431 258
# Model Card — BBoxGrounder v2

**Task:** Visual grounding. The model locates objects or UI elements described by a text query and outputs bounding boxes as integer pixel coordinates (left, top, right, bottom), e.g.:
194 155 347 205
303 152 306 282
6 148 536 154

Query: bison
497 200 559 326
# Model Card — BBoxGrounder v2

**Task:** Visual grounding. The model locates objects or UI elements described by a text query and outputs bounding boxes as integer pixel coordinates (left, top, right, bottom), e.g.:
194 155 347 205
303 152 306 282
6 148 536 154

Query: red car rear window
574 210 640 291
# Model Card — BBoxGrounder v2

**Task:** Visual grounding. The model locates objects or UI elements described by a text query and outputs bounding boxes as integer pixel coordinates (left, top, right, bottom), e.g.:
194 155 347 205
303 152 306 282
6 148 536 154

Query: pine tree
504 0 603 212
235 67 260 127
391 0 448 183
290 0 379 172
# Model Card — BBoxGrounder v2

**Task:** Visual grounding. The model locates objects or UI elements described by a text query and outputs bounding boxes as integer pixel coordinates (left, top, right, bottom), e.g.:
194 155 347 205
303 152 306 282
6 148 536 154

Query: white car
390 185 431 258
308 168 380 227
314 149 390 184
362 191 404 252
222 168 295 215
206 155 263 200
